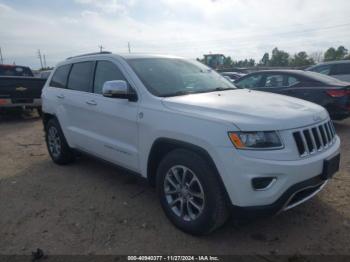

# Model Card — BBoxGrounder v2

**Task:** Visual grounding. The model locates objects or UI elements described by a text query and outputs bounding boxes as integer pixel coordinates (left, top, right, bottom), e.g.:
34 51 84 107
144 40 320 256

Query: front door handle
86 100 97 106
56 94 65 99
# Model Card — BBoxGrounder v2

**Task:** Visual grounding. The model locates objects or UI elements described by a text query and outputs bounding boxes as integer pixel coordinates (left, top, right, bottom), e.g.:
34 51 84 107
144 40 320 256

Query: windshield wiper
213 87 236 91
162 87 235 97
162 90 197 97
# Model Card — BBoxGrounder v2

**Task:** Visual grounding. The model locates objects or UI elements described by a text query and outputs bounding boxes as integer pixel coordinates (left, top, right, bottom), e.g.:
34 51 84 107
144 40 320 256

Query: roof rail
66 51 112 60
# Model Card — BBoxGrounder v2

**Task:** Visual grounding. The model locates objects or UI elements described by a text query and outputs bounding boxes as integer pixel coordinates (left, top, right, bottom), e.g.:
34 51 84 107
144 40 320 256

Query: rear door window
94 61 126 94
67 62 94 92
50 64 71 88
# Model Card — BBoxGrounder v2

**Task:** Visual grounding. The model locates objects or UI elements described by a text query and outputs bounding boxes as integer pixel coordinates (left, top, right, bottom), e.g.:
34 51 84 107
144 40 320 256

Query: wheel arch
147 138 230 202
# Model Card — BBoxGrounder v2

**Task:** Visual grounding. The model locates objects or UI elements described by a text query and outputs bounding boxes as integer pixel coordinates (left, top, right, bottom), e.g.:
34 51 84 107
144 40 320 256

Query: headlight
228 131 283 150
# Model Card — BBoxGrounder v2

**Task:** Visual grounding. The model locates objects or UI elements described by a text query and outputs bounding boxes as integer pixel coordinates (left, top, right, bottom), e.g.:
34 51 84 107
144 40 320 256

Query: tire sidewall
45 119 63 162
157 149 223 235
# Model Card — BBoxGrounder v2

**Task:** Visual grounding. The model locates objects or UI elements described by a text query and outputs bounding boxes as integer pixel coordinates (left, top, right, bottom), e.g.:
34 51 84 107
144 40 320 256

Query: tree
289 51 315 67
248 58 255 67
231 58 255 67
310 51 323 63
335 46 348 60
259 53 270 66
324 47 337 61
269 47 290 66
223 56 233 67
324 46 348 61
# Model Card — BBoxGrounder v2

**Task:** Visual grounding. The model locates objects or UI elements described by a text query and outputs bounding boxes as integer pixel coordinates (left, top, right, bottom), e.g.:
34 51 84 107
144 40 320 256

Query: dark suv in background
307 60 350 82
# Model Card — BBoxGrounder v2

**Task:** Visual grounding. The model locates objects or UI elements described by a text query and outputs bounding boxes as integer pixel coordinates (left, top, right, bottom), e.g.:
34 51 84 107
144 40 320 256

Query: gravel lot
0 112 349 256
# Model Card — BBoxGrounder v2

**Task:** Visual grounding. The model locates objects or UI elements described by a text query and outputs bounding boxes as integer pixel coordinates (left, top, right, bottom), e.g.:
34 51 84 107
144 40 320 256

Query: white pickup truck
42 52 341 235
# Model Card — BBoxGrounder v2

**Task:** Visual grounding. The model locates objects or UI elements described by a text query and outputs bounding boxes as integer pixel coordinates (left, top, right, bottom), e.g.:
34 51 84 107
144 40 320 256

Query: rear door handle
56 94 65 99
86 100 97 106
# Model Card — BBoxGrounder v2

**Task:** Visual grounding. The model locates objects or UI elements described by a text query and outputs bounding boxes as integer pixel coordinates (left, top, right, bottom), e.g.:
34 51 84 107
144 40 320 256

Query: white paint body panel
42 54 341 207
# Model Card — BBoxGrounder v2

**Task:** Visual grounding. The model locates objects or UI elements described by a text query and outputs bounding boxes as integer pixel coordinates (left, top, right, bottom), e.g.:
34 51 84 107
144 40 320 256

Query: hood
161 89 328 131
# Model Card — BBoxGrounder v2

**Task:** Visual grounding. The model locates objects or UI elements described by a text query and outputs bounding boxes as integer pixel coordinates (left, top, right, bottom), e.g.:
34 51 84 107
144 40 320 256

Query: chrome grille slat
300 131 310 155
325 123 332 144
309 129 317 153
293 120 336 157
322 124 329 145
316 127 324 149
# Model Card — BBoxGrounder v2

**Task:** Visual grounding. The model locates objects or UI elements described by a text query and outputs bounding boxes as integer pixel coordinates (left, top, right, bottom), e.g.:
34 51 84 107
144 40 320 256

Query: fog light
252 177 276 191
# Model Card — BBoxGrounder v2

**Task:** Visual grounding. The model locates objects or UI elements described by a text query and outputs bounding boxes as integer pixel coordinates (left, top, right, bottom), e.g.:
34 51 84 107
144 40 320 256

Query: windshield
127 58 236 97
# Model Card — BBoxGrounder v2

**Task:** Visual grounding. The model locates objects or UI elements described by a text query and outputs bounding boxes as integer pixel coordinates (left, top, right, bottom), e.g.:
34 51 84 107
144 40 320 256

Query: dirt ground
0 111 349 256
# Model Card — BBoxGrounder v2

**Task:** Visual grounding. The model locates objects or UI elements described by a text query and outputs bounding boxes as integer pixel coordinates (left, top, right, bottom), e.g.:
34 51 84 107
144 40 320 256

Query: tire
156 149 229 235
45 118 75 165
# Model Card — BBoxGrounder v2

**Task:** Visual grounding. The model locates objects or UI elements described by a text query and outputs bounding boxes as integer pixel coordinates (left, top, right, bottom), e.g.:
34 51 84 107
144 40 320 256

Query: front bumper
231 174 328 218
213 136 340 208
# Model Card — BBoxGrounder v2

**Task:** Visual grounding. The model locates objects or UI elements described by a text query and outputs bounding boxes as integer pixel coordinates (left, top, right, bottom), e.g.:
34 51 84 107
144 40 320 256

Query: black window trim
49 63 72 89
92 59 138 100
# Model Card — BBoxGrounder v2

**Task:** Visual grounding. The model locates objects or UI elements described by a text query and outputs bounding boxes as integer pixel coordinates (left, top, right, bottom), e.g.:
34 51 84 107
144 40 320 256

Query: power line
135 22 350 49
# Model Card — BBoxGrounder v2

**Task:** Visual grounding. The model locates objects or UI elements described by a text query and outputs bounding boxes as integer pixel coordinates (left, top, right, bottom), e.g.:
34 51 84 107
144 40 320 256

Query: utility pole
43 54 47 68
37 49 43 69
98 45 104 53
128 42 131 53
0 47 3 64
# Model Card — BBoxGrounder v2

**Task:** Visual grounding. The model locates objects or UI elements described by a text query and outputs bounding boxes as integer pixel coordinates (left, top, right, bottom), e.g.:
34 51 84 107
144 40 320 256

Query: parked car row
41 52 340 235
234 69 350 120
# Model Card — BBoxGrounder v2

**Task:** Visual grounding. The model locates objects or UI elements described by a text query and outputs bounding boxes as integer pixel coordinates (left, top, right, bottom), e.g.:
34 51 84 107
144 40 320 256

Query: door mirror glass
102 80 131 99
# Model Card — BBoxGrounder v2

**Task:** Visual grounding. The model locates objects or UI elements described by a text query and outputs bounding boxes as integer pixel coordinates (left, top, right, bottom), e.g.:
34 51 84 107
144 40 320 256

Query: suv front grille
293 120 336 157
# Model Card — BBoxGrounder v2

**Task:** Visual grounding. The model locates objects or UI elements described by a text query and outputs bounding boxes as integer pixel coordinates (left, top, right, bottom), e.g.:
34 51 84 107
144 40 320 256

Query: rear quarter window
309 65 331 75
332 63 350 75
50 64 71 88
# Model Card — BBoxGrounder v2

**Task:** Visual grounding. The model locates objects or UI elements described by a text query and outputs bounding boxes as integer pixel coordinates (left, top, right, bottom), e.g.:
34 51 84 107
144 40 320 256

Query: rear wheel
45 118 75 165
156 149 229 235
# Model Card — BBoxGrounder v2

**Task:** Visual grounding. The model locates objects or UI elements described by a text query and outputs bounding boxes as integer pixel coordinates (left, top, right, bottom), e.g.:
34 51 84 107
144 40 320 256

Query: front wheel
156 149 229 235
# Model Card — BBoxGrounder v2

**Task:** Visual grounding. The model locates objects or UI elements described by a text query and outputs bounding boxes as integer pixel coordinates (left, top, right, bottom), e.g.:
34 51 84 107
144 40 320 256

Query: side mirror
102 80 137 101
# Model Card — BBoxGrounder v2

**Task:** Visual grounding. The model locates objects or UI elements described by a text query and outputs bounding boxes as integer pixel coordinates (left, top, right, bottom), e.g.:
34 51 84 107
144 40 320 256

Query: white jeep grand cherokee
42 52 341 235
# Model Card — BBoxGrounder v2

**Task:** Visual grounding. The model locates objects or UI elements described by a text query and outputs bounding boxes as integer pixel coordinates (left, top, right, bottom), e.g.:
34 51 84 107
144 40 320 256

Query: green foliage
289 52 315 67
199 45 349 68
223 56 233 67
259 53 269 66
324 46 348 61
232 58 255 67
269 47 290 66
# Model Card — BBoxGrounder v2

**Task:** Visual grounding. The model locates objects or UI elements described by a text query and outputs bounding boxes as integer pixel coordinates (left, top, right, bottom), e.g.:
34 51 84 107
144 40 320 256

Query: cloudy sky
0 0 350 69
